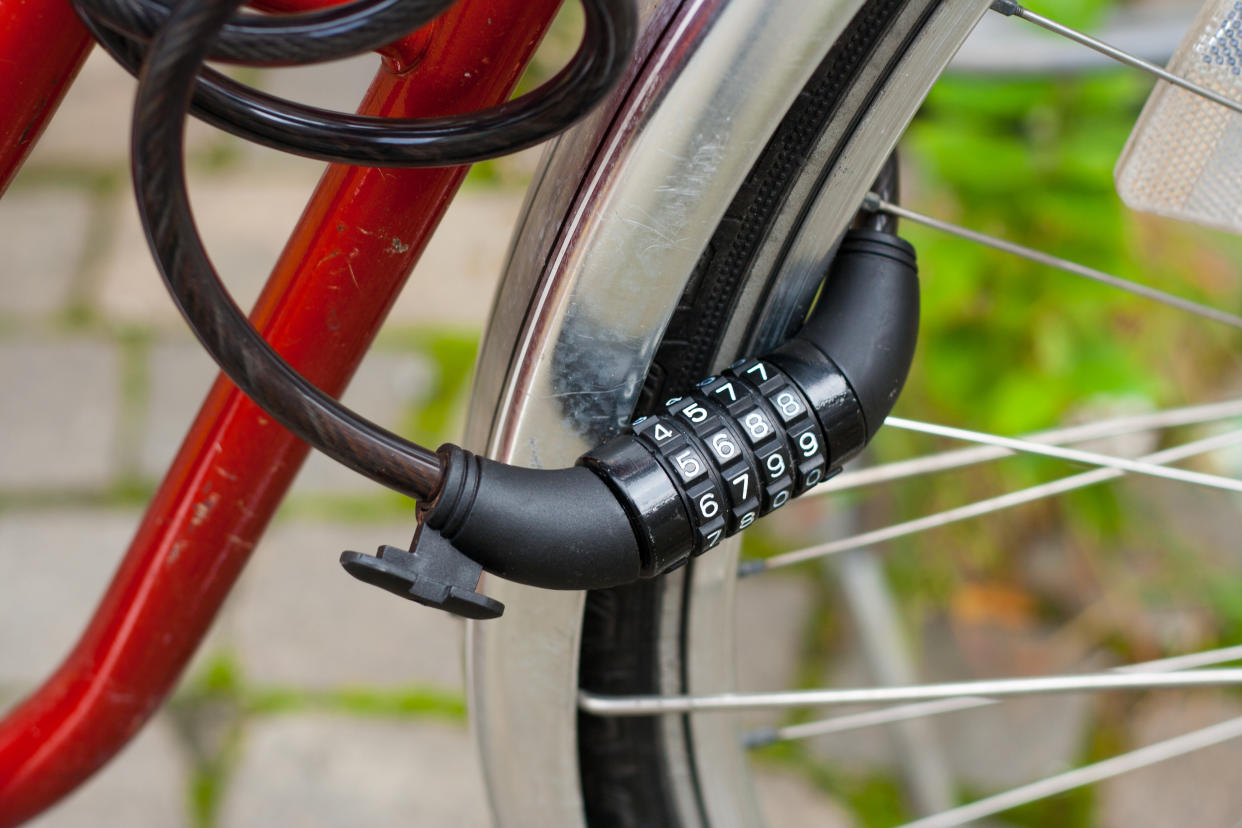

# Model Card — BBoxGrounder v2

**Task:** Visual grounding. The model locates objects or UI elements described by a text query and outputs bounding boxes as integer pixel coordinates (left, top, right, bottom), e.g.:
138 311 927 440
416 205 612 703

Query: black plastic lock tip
340 524 503 620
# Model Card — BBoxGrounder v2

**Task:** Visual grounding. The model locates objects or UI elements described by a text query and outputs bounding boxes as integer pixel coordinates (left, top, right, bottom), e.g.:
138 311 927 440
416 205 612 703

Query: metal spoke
745 429 1242 575
902 714 1242 827
815 399 1242 495
727 4 1242 818
884 416 1242 494
745 698 986 748
867 195 1242 331
579 669 1242 716
745 645 1242 748
991 0 1242 119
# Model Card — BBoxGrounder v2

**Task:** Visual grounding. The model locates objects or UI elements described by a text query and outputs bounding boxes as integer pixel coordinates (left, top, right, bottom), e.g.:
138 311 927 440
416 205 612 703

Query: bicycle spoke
744 645 1242 748
745 699 985 748
579 669 1242 716
990 1 1242 118
745 429 1242 575
884 416 1242 493
902 714 1242 827
815 399 1242 495
867 196 1242 331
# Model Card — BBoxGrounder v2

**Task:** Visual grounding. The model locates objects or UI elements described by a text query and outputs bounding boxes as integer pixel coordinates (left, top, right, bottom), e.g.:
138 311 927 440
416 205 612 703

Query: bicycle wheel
467 0 990 824
469 0 1242 823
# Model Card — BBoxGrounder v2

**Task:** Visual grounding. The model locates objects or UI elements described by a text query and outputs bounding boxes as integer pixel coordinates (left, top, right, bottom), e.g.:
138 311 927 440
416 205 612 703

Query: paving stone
0 340 119 490
0 510 199 827
97 169 522 332
808 618 1096 791
0 506 239 704
26 715 189 828
220 716 488 828
0 510 140 692
0 190 92 316
734 571 817 732
291 350 434 494
230 520 465 689
138 340 218 479
753 765 855 828
97 174 314 331
257 54 381 114
141 340 433 493
1099 693 1242 828
24 48 225 170
388 190 525 328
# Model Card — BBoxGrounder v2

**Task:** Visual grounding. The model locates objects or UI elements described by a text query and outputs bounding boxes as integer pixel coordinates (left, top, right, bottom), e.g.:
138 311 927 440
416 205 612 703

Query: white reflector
1116 0 1242 234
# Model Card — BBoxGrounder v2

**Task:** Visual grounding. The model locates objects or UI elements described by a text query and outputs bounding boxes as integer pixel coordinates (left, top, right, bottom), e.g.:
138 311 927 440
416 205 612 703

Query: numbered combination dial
615 357 835 560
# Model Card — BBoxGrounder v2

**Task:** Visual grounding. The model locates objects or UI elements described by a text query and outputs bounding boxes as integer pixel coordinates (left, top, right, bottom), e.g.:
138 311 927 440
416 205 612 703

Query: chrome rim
466 0 873 823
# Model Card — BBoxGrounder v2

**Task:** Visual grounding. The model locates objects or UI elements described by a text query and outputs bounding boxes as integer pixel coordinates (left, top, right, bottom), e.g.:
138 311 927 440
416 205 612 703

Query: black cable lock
106 0 914 619
341 228 920 618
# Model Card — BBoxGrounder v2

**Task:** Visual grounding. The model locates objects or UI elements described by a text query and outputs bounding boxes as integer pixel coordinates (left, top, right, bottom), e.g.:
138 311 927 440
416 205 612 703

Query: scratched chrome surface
460 0 998 823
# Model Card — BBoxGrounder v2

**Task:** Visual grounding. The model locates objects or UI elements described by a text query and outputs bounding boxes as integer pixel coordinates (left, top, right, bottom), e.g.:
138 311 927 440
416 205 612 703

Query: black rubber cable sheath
130 0 444 499
84 0 636 167
130 0 635 498
74 0 455 66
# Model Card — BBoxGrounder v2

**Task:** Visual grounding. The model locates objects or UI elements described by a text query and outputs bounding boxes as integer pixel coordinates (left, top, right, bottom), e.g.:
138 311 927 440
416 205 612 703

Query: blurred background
2 0 1242 825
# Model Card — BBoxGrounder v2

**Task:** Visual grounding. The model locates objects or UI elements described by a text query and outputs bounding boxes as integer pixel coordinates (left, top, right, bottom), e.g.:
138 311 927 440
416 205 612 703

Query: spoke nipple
737 559 766 578
989 0 1021 15
742 727 778 749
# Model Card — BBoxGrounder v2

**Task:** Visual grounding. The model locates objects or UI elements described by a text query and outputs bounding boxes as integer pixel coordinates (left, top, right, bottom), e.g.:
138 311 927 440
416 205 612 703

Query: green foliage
751 742 911 827
887 47 1242 598
245 685 467 721
383 326 480 449
900 68 1170 435
794 12 1242 819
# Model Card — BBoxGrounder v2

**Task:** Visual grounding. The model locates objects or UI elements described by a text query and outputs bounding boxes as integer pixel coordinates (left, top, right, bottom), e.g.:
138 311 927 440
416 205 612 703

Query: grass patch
171 653 466 826
246 685 466 721
276 490 413 525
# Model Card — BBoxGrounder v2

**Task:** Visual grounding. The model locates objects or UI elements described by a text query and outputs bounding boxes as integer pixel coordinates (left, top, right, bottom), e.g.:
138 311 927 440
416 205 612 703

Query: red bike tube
0 0 93 196
0 1 560 823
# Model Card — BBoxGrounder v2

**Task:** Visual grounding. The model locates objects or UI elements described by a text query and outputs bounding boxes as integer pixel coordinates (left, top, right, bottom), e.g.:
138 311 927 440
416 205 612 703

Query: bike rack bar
0 1 561 822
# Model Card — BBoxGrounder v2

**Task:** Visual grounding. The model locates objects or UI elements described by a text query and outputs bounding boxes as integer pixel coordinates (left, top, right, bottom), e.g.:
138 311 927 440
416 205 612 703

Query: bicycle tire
466 0 990 824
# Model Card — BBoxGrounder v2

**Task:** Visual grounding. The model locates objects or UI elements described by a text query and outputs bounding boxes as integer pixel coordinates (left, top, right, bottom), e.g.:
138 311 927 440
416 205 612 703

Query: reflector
1116 0 1242 234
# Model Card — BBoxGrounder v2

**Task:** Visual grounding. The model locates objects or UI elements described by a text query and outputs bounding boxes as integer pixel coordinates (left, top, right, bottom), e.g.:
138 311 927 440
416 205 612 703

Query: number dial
628 358 836 556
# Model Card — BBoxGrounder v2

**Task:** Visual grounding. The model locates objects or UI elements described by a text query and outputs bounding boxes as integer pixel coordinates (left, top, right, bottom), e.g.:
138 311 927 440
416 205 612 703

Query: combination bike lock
340 227 919 619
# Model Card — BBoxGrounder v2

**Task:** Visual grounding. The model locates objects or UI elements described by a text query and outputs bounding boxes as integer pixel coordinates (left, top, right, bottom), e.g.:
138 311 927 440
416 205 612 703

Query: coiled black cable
78 0 455 66
125 0 635 500
79 0 636 167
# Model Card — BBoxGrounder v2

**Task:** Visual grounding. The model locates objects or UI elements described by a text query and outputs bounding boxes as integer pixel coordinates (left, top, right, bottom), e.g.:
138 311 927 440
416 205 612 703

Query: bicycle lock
107 0 920 619
341 229 919 619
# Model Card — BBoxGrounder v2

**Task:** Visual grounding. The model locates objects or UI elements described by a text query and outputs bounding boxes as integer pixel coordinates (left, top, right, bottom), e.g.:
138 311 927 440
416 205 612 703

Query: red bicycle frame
0 0 561 823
